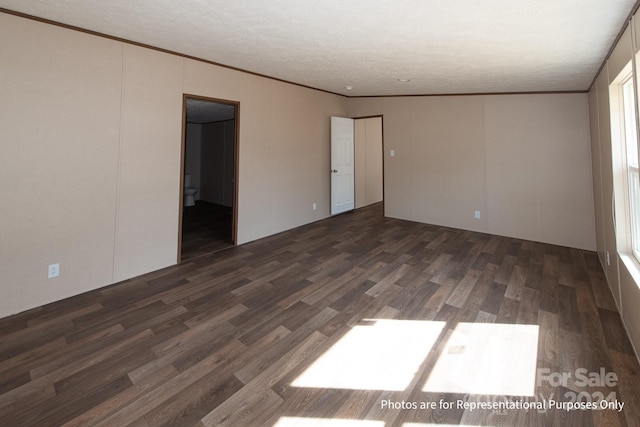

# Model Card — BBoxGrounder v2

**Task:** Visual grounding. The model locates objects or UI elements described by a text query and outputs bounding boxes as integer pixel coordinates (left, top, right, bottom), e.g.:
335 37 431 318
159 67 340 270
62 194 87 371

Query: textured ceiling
0 1 636 96
186 99 235 124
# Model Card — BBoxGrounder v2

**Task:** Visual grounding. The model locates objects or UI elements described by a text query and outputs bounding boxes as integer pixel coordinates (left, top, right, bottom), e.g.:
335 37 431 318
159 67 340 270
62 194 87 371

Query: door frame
178 94 240 262
353 114 385 214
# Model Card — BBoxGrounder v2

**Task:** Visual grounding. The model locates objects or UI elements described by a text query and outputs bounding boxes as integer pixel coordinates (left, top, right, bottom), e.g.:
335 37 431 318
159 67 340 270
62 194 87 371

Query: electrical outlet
48 263 59 279
313 202 317 211
474 210 481 219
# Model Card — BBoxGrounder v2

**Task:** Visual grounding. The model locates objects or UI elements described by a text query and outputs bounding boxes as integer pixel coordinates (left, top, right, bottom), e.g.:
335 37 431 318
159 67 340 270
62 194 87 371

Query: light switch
390 150 395 157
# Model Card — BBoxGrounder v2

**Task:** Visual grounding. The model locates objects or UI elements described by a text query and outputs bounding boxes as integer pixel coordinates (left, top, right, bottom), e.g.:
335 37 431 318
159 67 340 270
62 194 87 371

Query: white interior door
331 116 355 215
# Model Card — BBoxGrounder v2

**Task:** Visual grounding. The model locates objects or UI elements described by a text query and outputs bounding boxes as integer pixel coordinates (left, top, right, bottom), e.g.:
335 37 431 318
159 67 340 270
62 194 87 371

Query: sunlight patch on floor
423 322 539 396
292 319 446 391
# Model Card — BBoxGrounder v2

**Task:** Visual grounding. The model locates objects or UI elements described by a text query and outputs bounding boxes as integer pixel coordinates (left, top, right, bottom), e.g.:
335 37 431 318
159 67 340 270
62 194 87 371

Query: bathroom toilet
184 174 198 207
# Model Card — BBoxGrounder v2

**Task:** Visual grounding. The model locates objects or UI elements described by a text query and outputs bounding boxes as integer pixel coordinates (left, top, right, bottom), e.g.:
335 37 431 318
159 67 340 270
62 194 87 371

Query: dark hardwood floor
1 203 639 426
181 201 233 261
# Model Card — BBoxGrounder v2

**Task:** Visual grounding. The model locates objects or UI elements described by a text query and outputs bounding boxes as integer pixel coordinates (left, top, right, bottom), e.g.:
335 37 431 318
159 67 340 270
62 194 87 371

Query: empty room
2 1 640 426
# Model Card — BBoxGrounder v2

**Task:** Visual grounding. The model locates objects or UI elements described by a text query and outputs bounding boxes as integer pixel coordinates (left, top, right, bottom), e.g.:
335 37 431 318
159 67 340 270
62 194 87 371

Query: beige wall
0 12 348 318
350 94 596 250
354 117 383 208
114 45 184 282
588 16 640 359
588 83 605 267
0 10 602 320
595 70 621 304
0 14 122 314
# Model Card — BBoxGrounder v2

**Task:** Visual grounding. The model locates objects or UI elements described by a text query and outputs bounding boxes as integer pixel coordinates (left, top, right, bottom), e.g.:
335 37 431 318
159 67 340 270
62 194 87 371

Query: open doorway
179 95 239 262
330 115 384 216
354 116 383 211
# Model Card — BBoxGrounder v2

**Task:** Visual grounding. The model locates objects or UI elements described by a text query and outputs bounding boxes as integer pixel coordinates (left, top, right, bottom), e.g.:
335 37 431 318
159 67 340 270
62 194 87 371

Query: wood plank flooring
1 203 639 426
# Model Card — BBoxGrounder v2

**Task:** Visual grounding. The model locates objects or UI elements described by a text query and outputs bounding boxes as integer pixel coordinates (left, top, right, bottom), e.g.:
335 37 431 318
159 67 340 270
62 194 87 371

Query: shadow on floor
181 200 233 261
